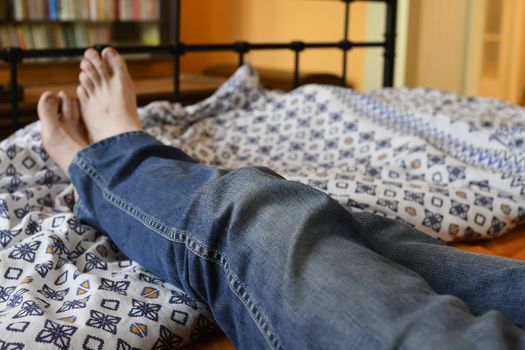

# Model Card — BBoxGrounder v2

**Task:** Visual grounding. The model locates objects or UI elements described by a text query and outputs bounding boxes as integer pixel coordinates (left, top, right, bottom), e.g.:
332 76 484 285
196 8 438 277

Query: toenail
107 49 115 57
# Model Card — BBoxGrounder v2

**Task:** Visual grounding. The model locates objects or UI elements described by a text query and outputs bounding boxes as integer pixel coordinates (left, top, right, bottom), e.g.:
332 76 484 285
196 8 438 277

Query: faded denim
69 131 525 350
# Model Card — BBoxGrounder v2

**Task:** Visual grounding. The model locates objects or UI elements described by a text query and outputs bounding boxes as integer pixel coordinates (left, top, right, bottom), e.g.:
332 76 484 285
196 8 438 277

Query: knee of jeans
229 166 283 182
224 166 306 203
215 166 287 201
213 166 348 242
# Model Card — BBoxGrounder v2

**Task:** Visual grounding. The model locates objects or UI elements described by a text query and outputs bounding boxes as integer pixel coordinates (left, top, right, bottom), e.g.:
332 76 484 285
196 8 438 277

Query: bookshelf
0 0 199 138
0 0 166 49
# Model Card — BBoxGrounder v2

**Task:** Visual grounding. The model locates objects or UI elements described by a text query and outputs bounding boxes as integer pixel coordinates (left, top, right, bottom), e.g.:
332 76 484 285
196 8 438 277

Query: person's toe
84 48 109 81
80 58 102 86
58 91 79 123
76 85 88 102
37 91 60 129
101 47 129 77
79 71 95 95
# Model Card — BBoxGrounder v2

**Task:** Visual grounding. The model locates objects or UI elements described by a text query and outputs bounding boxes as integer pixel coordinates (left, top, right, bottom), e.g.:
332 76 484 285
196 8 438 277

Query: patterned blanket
1 64 525 349
0 111 214 347
143 65 525 242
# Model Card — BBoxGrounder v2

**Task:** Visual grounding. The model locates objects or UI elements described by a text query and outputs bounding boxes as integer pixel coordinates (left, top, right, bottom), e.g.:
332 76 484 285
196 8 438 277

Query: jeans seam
74 156 284 350
74 200 88 218
80 131 147 152
74 155 108 187
102 191 189 242
105 191 283 350
185 236 283 350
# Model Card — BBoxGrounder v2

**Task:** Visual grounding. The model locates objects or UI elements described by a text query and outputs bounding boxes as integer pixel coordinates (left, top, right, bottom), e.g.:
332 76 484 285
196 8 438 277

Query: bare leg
77 47 142 142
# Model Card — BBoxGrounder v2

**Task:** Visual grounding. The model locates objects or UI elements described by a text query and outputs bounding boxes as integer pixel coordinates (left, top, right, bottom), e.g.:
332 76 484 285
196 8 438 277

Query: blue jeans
69 131 525 349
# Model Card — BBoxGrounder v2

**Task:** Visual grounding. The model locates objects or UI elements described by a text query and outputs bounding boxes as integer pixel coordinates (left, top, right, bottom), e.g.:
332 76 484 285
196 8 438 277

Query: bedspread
0 132 218 349
1 64 525 349
142 64 525 242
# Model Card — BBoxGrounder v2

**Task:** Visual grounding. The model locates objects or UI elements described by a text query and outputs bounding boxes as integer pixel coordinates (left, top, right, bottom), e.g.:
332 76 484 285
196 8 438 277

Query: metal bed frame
0 0 397 132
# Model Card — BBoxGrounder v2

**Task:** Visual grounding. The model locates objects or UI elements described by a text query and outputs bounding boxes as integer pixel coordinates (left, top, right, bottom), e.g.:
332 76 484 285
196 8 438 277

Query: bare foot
37 91 89 176
77 47 142 142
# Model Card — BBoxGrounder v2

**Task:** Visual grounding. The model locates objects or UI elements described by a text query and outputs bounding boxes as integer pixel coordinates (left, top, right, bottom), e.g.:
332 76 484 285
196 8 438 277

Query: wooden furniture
0 57 227 139
0 0 178 137
1 0 398 134
0 58 353 139
406 0 525 104
203 64 351 92
182 334 235 350
0 0 167 48
470 0 525 103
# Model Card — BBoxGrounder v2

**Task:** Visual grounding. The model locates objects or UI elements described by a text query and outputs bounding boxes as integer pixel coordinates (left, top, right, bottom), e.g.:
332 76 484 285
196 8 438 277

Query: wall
405 0 525 103
476 0 525 103
179 0 236 75
394 0 410 88
180 0 368 90
405 0 470 95
512 1 525 104
363 2 384 91
362 0 409 91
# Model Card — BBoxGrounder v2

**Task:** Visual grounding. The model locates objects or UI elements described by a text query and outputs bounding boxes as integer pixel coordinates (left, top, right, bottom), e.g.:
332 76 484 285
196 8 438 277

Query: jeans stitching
73 156 283 350
102 191 189 242
74 156 107 186
103 187 283 350
79 131 147 152
74 200 88 217
105 190 283 350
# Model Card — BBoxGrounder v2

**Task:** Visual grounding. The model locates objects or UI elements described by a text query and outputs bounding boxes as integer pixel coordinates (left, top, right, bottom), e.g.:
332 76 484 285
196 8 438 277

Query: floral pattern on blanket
0 130 217 348
141 64 525 242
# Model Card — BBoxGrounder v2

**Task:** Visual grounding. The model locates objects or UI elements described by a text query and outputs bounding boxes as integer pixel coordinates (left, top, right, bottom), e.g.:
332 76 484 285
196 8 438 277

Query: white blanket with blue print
0 122 217 346
142 65 525 242
1 64 525 349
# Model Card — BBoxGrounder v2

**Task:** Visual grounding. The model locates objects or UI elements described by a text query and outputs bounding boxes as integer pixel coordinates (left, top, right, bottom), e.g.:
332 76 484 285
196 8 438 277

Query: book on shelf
0 0 160 21
0 24 113 49
0 0 162 49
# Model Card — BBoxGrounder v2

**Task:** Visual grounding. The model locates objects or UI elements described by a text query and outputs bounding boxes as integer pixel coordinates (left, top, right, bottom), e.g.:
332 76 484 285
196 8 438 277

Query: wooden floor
0 74 226 139
182 334 235 350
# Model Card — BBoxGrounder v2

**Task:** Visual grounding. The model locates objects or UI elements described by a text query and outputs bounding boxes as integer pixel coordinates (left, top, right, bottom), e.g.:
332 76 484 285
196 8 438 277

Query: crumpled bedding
142 65 525 242
0 114 217 347
1 64 524 349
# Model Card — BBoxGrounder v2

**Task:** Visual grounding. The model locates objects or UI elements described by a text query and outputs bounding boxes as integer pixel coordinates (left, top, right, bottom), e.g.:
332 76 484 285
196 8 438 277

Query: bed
1 1 525 349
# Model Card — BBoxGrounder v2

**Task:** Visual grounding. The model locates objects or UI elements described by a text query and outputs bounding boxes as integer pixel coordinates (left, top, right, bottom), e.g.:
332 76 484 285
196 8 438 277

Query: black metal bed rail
0 0 397 132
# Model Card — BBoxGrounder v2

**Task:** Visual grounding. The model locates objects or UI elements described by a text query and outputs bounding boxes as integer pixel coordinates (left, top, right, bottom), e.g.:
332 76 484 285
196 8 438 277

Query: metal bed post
7 48 22 132
236 41 250 67
383 0 397 87
95 44 108 54
173 0 182 103
341 0 351 86
292 41 305 88
0 0 397 131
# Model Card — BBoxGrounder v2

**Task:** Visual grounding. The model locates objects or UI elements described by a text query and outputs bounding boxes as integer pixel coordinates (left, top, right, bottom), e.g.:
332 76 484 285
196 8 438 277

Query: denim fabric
69 131 525 350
